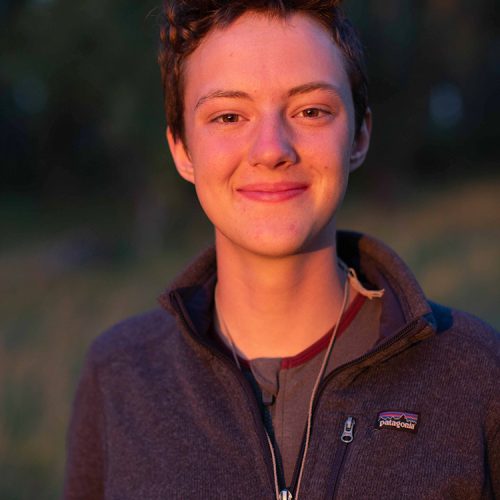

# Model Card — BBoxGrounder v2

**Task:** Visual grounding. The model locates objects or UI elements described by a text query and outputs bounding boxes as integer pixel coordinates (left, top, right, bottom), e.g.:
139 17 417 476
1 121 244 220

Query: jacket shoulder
86 308 179 368
429 301 500 362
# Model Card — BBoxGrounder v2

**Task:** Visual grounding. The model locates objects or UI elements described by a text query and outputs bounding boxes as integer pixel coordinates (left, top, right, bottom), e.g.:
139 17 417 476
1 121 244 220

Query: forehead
182 11 352 104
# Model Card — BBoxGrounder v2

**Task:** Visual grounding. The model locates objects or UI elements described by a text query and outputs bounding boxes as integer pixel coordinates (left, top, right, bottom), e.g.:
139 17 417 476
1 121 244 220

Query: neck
214 232 350 359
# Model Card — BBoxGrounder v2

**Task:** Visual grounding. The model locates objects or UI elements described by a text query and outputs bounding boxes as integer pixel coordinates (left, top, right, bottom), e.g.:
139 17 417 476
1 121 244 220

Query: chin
221 227 332 260
247 242 306 259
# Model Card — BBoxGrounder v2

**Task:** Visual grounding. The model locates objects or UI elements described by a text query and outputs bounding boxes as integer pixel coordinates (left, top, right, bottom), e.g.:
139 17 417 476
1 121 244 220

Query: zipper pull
279 489 293 500
340 416 355 443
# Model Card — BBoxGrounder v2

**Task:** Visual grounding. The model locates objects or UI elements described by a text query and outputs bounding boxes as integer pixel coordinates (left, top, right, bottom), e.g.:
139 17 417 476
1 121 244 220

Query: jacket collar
158 231 436 347
337 231 435 342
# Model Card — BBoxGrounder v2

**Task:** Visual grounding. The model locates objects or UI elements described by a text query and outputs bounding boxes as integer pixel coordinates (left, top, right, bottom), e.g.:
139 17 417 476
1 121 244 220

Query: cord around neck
214 261 355 500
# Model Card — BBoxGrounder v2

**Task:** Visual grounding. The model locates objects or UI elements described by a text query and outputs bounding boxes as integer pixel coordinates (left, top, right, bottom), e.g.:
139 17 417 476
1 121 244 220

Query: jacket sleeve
489 426 500 497
487 397 500 497
485 332 500 497
63 349 106 500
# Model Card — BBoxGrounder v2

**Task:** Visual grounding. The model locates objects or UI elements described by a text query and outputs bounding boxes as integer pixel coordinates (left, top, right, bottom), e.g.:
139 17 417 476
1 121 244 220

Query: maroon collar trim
280 293 366 369
212 294 366 370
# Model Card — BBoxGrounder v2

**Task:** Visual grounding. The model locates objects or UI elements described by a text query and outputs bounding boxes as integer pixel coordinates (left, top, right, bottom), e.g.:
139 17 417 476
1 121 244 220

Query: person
63 1 500 498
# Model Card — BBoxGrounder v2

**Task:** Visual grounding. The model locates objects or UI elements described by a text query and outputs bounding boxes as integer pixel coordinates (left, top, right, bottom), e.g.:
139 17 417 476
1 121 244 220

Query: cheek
190 141 244 191
303 120 352 159
193 179 223 228
191 157 233 216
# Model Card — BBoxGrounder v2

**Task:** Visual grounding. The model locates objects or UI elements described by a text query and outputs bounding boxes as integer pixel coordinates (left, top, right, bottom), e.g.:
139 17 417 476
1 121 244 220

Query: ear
166 127 195 184
349 108 372 172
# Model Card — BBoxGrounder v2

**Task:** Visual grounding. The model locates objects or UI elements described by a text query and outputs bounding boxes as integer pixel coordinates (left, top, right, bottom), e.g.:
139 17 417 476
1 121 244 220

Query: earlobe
349 108 372 172
166 128 195 184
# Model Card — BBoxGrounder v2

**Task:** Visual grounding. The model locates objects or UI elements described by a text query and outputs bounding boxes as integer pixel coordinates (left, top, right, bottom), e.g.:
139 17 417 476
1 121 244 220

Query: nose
248 112 297 169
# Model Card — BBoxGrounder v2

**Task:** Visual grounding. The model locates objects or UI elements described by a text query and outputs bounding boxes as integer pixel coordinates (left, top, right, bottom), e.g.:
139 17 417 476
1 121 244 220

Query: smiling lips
237 182 308 202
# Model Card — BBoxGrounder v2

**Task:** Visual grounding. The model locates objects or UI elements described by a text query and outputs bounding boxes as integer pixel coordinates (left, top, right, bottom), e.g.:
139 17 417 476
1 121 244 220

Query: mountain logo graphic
376 411 420 433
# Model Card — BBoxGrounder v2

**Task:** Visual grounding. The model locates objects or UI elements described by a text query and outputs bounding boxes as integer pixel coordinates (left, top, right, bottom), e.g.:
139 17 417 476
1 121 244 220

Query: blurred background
1 0 499 497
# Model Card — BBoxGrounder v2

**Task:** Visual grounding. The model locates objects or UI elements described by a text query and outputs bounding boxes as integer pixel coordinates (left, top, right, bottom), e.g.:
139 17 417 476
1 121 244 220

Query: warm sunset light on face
168 12 369 259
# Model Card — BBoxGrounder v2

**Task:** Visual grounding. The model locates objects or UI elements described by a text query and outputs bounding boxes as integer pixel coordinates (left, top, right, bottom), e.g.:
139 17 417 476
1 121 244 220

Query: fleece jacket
63 231 500 499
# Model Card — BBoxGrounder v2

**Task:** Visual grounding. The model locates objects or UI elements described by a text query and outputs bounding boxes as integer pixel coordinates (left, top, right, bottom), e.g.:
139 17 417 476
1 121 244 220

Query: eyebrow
195 90 252 110
194 82 343 110
288 82 343 99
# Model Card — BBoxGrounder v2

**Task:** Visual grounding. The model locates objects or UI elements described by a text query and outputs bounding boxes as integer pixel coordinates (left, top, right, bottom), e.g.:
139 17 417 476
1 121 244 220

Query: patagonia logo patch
376 411 419 433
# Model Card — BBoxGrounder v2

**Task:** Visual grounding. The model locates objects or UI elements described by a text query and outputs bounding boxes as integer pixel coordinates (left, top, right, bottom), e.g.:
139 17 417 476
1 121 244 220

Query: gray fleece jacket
63 231 500 499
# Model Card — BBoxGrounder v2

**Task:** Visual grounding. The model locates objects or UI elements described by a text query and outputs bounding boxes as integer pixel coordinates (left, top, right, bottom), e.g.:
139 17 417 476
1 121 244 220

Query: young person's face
168 12 371 258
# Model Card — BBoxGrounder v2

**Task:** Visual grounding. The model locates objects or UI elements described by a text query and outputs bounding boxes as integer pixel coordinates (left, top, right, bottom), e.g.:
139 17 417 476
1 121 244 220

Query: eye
297 107 329 119
213 113 242 123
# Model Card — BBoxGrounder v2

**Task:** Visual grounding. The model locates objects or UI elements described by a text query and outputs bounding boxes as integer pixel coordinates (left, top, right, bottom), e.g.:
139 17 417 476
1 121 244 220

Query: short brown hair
158 0 368 144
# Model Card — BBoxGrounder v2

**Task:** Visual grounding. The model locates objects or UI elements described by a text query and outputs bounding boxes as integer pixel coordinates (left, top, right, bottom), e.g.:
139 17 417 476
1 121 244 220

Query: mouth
236 182 308 202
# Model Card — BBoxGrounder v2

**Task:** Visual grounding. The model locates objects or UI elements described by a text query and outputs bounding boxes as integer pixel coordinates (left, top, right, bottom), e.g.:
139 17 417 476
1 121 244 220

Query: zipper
170 291 281 498
289 317 429 494
172 291 430 499
330 416 356 499
340 416 355 443
245 371 287 492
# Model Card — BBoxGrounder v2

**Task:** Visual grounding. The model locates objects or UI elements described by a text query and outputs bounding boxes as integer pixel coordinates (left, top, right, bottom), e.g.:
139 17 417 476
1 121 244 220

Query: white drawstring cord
293 272 350 499
214 261 383 499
